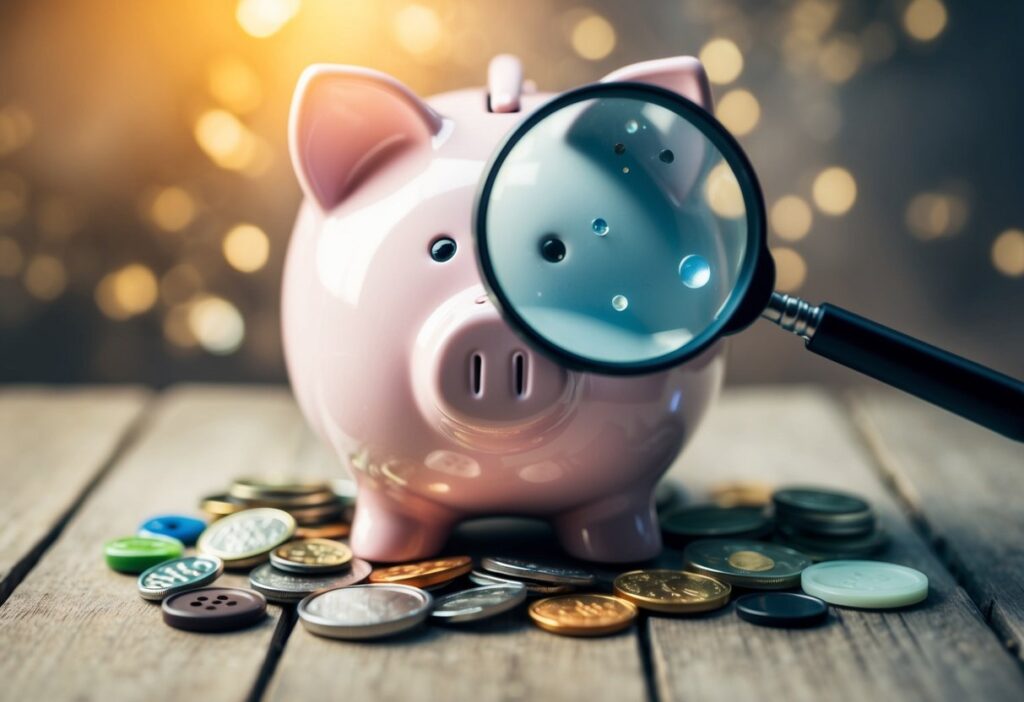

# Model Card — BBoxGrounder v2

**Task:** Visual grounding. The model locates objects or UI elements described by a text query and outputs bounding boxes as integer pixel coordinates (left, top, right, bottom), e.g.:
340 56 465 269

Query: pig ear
289 65 444 211
600 56 714 110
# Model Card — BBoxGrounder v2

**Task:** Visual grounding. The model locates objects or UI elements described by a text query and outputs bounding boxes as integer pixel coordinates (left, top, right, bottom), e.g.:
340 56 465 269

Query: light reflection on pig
283 55 725 563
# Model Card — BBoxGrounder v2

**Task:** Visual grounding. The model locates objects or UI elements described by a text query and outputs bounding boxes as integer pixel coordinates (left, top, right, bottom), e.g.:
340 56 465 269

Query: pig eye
430 236 457 262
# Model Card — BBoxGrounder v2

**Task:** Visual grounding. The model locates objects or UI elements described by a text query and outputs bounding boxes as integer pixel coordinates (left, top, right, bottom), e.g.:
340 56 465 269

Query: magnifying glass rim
473 80 768 376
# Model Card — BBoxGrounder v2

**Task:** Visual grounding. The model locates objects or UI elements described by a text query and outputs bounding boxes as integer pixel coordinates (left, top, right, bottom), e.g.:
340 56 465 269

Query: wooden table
0 385 1021 702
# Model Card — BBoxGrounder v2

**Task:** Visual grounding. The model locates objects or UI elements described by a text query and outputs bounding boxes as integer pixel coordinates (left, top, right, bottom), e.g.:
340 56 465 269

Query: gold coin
270 538 352 573
709 481 774 508
200 494 247 518
295 522 351 540
529 594 637 637
727 550 775 571
613 569 731 614
368 556 472 588
287 501 347 525
230 478 335 507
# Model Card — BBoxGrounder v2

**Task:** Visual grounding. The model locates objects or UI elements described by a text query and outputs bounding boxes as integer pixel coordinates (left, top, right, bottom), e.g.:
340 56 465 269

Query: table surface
0 384 1020 702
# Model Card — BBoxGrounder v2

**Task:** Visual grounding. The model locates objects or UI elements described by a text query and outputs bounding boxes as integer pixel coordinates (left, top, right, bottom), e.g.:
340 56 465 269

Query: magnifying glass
474 82 1024 441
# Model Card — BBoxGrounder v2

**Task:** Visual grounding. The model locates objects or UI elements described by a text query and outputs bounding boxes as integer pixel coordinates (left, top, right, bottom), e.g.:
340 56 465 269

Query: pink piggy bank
283 55 725 563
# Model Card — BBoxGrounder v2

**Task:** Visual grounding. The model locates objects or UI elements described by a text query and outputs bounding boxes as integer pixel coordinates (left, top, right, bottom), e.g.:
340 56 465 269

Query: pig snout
412 288 577 437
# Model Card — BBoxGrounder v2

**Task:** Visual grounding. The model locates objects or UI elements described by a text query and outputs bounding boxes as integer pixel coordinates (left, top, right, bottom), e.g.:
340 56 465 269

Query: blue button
139 515 207 546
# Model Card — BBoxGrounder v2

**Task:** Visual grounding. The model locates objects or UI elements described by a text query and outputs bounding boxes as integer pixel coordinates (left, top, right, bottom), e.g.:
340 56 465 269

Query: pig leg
554 486 661 563
349 489 457 563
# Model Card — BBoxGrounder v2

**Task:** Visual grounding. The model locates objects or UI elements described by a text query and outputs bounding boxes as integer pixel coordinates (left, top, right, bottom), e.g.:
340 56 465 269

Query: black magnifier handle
763 293 1024 441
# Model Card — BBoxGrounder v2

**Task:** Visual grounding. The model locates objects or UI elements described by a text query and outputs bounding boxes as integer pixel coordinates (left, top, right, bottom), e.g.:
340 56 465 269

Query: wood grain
849 388 1024 661
0 386 342 702
648 387 1024 702
0 386 148 603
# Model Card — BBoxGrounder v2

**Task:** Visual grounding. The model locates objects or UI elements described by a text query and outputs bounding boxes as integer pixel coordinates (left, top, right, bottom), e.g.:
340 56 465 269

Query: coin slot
512 352 527 397
471 352 484 397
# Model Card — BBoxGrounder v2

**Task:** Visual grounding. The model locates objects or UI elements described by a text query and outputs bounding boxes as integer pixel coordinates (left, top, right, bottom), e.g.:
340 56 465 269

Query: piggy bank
283 55 725 563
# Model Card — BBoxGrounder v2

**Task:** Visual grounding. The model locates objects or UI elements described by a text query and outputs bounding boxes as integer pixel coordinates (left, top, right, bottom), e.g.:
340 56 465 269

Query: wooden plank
649 387 1024 702
0 386 342 702
849 388 1024 660
0 386 149 603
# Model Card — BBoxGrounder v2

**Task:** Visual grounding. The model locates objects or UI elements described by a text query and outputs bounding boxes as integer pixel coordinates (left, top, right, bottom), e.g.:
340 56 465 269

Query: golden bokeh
160 263 204 305
812 166 857 215
163 304 198 349
208 56 264 114
905 191 968 240
223 223 270 273
570 13 617 61
95 264 159 320
148 186 196 232
188 296 246 354
772 247 808 292
704 162 746 219
699 38 744 85
0 103 34 157
991 229 1024 278
818 34 862 84
0 236 24 277
715 89 760 136
903 0 948 42
23 255 67 301
193 109 270 175
0 171 27 227
770 196 813 241
393 5 443 57
236 0 301 39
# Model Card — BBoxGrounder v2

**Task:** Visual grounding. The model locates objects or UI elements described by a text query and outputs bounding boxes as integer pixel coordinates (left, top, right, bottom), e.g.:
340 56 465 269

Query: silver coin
197 508 296 566
469 569 576 595
773 487 870 517
137 555 223 601
249 558 372 603
480 556 595 586
431 584 527 623
298 584 432 640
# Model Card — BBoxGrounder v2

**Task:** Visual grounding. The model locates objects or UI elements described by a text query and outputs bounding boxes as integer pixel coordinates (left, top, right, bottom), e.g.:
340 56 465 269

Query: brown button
162 587 266 632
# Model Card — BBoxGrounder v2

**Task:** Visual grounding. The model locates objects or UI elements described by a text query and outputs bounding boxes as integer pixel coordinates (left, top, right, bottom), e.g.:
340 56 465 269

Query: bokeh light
23 255 67 301
208 56 263 114
0 103 34 156
772 247 808 292
223 223 270 273
0 171 27 227
771 196 814 241
95 264 159 320
699 38 744 85
393 5 443 57
188 296 246 354
236 0 301 39
905 191 968 240
903 0 948 42
160 264 204 306
715 89 760 136
570 13 616 61
991 229 1024 278
817 34 862 84
193 109 271 175
147 187 197 232
163 304 198 349
812 167 857 216
704 162 745 219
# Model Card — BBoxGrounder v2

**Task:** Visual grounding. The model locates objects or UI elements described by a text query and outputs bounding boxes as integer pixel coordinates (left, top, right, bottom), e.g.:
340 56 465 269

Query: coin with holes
197 508 296 569
138 514 207 546
161 587 267 632
137 555 223 601
270 538 352 574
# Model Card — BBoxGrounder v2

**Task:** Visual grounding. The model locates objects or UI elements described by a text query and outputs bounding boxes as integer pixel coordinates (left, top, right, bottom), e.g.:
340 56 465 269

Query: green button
801 560 928 609
104 536 184 574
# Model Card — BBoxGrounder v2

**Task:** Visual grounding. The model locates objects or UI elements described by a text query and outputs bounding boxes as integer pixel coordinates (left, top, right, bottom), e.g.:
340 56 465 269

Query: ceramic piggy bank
283 55 725 563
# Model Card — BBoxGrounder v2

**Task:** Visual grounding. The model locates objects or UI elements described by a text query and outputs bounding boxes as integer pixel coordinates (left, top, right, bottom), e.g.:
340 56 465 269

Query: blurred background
0 0 1021 387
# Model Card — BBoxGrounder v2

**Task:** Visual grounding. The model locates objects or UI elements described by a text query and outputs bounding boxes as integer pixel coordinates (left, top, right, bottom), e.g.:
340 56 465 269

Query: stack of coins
772 487 889 561
472 556 595 596
249 537 372 604
200 476 354 535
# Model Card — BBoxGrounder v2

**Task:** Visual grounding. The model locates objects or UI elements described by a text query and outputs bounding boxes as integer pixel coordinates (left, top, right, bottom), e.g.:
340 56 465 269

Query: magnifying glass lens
477 86 761 371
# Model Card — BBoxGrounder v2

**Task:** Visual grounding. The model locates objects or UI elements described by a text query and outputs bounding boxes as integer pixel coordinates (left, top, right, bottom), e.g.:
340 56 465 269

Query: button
735 592 828 628
800 560 929 609
104 536 184 574
162 587 267 632
139 514 207 546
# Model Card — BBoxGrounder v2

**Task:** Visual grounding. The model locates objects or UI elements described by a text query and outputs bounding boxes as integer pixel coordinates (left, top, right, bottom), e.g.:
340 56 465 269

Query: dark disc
162 587 267 632
735 592 828 628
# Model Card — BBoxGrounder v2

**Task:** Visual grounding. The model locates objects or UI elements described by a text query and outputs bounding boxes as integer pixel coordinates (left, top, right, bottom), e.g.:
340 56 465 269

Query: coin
249 558 372 603
800 560 928 609
369 556 472 588
777 526 889 561
613 569 731 614
295 522 351 540
528 594 637 637
710 481 774 508
684 539 811 589
162 587 266 632
270 538 353 574
104 536 184 574
480 556 595 586
469 569 576 595
200 494 247 519
197 508 296 569
735 592 828 627
229 476 331 502
138 555 223 601
431 584 527 623
298 584 433 639
773 487 870 518
287 501 348 526
138 514 206 546
660 505 772 543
